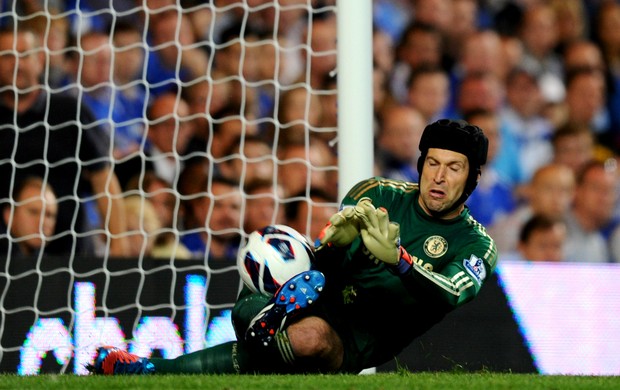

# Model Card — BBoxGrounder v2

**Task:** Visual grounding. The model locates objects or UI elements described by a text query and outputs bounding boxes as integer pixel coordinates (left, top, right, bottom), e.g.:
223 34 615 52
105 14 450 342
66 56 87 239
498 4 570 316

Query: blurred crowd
376 0 620 265
0 0 619 265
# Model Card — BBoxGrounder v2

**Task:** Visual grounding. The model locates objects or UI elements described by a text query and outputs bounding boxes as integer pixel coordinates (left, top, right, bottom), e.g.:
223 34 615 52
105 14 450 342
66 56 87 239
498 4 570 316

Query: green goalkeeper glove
317 198 373 248
355 200 401 264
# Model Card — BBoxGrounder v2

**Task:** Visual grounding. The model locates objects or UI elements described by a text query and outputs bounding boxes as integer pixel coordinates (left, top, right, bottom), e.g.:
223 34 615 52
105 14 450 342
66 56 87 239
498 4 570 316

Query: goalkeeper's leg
237 270 344 373
148 291 272 374
149 320 343 374
153 270 343 374
89 271 343 374
88 293 268 375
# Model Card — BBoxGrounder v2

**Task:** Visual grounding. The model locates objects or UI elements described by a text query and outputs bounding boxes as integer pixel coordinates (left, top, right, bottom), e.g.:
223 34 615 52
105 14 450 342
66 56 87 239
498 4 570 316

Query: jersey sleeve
401 239 498 310
340 177 416 207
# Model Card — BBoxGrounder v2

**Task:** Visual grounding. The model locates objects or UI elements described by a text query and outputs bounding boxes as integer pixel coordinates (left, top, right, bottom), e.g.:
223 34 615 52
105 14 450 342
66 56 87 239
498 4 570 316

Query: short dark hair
3 176 55 210
519 215 562 244
551 122 593 147
407 63 446 90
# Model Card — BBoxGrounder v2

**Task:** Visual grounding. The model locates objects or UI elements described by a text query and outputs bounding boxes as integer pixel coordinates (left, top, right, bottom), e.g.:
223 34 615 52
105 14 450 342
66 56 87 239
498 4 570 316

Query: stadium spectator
564 159 617 263
0 176 58 257
143 92 198 186
498 35 525 79
372 63 393 130
489 163 575 254
272 84 324 147
549 0 588 55
561 67 609 136
218 135 275 186
455 70 523 188
562 39 605 74
406 64 452 124
412 0 453 37
63 0 132 36
145 9 209 97
317 73 338 137
123 194 161 258
499 66 554 184
125 172 192 260
449 29 507 103
299 13 337 91
211 1 299 66
252 31 295 121
209 106 260 164
90 119 497 376
238 0 308 86
211 21 263 118
242 178 285 235
0 26 128 256
560 39 609 144
390 22 444 103
447 30 511 114
442 0 479 67
284 187 338 243
375 104 426 183
455 70 505 119
372 26 395 76
464 109 516 227
180 174 243 262
277 135 337 199
64 31 115 142
551 123 598 177
183 75 233 144
372 0 414 43
511 214 568 262
18 6 70 88
595 1 620 79
111 21 148 161
65 31 117 242
517 2 565 105
595 1 620 151
65 26 148 172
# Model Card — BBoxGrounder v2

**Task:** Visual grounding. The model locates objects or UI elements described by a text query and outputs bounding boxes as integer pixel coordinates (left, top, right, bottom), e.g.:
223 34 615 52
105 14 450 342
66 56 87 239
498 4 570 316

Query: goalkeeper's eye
449 165 463 173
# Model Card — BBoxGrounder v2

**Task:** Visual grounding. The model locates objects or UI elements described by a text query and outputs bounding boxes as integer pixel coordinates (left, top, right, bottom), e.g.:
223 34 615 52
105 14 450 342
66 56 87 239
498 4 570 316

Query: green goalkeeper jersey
313 177 498 370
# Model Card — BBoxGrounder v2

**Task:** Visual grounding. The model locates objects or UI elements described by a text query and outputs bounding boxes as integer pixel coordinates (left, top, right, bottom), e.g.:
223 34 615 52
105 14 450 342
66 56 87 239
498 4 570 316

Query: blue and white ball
237 225 315 296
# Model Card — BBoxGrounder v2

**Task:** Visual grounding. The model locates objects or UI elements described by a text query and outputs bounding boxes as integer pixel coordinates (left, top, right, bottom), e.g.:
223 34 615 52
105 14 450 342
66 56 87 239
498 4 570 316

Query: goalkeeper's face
418 148 469 219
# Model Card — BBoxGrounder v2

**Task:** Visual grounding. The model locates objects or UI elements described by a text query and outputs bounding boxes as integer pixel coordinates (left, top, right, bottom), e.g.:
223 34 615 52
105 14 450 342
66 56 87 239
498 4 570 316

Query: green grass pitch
2 372 620 390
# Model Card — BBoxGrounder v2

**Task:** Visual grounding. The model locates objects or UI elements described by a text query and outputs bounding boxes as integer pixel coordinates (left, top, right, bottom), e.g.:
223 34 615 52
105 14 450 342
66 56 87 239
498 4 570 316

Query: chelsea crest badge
423 235 448 258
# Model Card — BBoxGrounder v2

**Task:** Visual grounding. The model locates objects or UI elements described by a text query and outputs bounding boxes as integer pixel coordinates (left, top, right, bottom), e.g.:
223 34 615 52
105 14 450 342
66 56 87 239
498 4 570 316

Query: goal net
0 0 340 374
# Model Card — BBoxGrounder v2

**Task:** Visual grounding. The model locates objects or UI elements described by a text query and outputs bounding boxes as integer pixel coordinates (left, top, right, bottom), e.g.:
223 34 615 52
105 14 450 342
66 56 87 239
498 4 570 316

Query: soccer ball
237 224 315 296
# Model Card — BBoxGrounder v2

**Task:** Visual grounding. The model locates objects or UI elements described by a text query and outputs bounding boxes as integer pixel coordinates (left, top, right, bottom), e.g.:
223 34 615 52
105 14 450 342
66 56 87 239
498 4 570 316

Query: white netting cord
0 0 341 374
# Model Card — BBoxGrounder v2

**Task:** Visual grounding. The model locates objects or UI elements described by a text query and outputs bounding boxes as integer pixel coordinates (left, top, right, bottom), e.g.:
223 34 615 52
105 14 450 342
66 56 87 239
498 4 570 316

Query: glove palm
318 206 358 248
355 200 401 265
318 198 376 248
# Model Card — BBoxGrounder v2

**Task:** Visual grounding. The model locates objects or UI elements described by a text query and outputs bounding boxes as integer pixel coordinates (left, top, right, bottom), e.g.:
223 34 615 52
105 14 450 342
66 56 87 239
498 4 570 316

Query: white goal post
336 0 373 200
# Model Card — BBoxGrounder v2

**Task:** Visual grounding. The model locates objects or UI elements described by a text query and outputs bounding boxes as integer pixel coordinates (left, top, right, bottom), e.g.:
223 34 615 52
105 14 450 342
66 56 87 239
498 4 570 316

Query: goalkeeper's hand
355 199 414 273
317 198 373 248
355 200 400 264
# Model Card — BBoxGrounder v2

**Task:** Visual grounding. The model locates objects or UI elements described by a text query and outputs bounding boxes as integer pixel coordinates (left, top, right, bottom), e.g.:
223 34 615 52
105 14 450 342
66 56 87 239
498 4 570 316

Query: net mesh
0 0 339 374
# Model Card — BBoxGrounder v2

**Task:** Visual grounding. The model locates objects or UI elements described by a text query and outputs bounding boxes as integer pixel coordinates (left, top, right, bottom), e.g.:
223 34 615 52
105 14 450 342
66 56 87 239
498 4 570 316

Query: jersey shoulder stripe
347 178 381 201
347 177 418 201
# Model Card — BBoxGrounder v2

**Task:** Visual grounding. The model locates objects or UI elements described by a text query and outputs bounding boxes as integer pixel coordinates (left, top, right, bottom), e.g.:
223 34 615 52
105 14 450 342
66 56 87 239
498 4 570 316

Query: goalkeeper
90 119 498 374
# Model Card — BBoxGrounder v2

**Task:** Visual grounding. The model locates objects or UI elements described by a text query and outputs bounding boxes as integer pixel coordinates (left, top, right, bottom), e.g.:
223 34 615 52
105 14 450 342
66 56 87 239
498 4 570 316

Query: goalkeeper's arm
355 199 495 309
